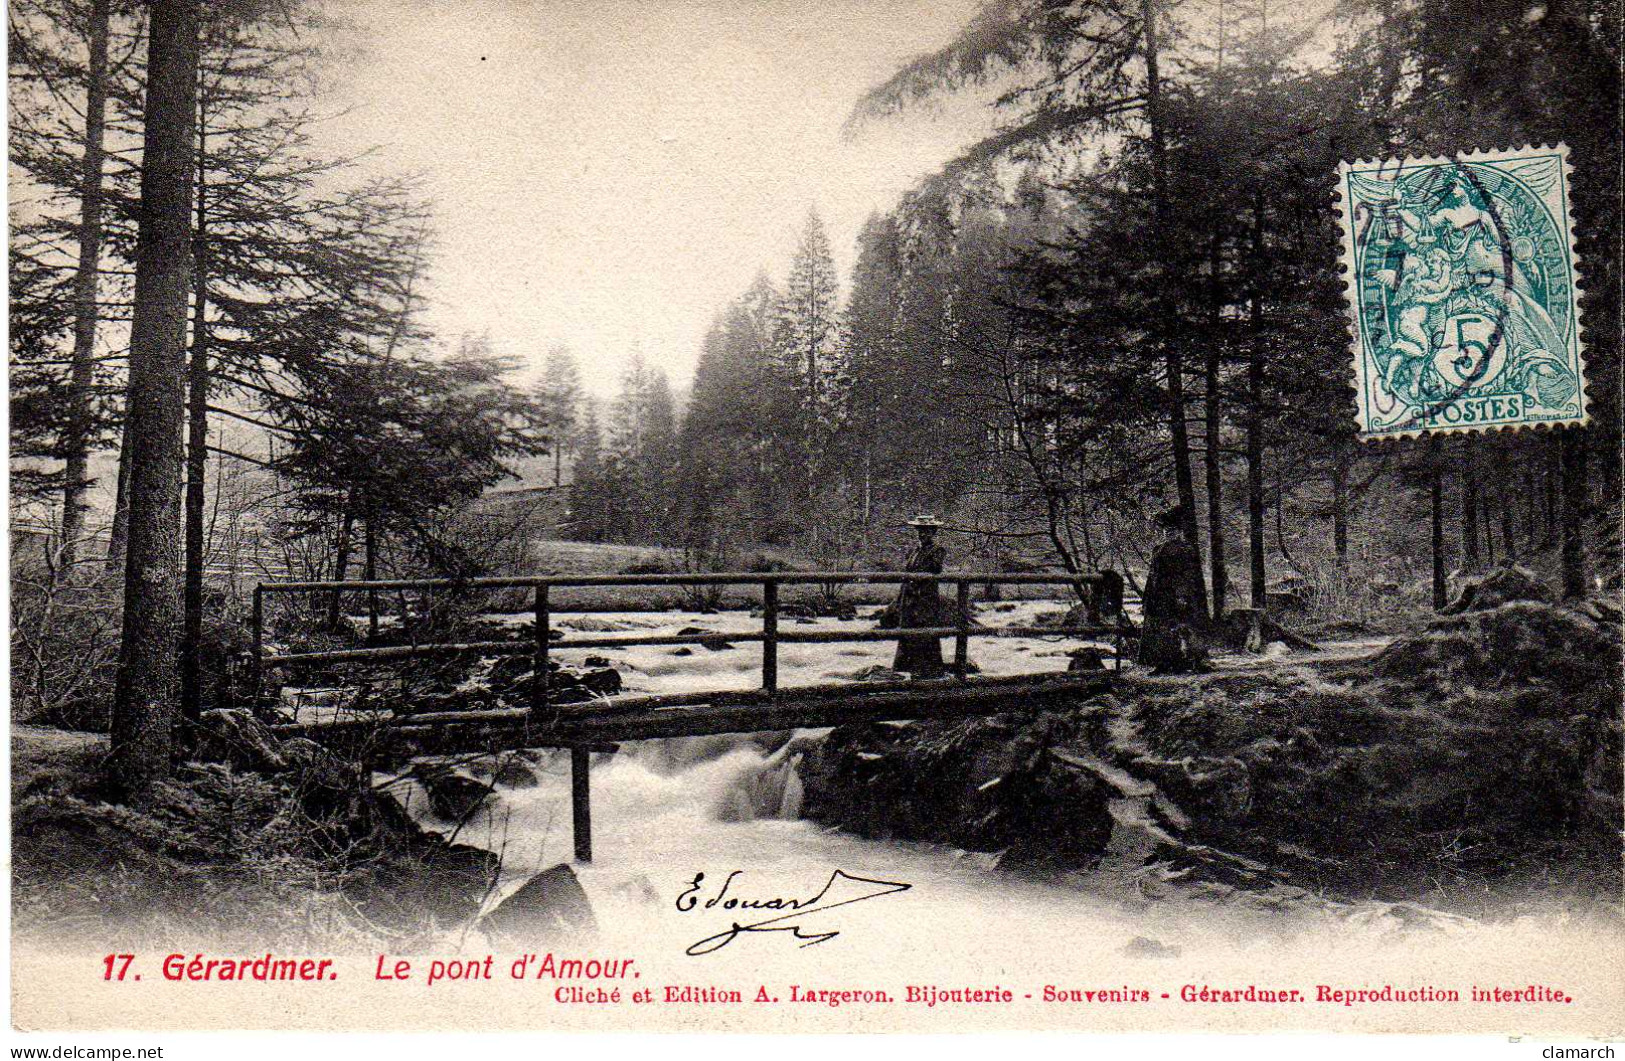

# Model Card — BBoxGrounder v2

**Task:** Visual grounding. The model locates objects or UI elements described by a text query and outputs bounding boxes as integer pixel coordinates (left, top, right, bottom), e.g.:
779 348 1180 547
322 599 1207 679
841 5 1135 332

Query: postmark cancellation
1336 145 1587 441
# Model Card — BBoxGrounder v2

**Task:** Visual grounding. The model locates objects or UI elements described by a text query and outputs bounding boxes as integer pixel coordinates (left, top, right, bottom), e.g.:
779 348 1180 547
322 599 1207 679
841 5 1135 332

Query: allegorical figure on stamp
1138 504 1210 675
1339 147 1585 438
891 516 949 678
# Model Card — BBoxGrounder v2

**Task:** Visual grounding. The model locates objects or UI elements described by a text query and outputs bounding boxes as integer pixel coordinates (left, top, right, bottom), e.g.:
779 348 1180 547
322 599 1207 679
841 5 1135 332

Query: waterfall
708 741 804 823
614 728 825 823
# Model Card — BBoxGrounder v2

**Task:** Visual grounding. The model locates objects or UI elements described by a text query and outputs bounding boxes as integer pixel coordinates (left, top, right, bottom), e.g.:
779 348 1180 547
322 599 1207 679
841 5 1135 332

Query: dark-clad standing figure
892 516 948 678
1138 505 1210 674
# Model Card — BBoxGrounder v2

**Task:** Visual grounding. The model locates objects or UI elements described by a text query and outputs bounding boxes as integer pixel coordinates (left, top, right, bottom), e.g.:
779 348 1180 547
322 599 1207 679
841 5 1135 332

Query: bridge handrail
249 569 1127 714
255 570 1108 592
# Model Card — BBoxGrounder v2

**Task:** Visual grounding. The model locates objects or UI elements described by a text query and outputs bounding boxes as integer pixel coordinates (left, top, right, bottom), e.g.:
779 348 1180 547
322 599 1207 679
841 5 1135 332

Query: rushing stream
390 727 1623 1016
363 599 1622 1028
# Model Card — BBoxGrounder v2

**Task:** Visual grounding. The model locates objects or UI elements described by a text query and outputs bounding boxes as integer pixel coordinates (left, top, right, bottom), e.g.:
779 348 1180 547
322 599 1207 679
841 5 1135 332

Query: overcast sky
318 0 993 397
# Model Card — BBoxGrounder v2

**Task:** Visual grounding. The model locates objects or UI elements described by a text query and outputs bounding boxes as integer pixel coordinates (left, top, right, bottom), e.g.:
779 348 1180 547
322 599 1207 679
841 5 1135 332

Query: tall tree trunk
1331 452 1350 567
1246 193 1267 609
59 0 113 577
1204 344 1227 619
1142 0 1206 612
1460 437 1480 572
364 502 379 641
108 0 202 798
805 336 820 504
328 509 355 629
105 414 133 570
1559 428 1588 599
1429 437 1446 610
1500 481 1516 562
181 91 209 729
862 449 873 529
1203 231 1228 619
1543 440 1559 546
1524 465 1537 554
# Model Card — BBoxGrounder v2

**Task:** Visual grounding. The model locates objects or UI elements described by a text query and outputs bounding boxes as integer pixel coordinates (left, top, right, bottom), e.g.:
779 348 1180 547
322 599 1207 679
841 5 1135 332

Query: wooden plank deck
271 671 1115 757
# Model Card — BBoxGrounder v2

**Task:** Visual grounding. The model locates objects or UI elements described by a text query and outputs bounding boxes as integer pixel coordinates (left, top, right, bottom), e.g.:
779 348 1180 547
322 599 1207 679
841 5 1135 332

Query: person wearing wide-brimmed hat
1138 504 1209 674
891 516 949 678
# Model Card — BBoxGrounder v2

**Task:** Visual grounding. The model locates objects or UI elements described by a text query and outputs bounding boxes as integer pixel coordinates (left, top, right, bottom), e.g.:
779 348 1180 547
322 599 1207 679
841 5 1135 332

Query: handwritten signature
675 869 911 956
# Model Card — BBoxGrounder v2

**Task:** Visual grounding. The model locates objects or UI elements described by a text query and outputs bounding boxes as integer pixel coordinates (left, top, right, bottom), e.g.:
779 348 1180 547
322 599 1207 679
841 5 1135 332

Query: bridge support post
571 746 592 864
761 579 778 694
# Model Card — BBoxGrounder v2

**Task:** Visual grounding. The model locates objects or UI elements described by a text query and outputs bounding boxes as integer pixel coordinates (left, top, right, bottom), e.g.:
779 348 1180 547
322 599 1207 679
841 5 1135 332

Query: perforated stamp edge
1332 144 1589 444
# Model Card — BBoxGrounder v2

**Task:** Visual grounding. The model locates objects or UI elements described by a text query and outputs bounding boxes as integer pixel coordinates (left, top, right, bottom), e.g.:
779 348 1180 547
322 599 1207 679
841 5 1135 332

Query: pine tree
775 209 842 505
270 336 547 580
7 241 80 503
107 0 199 797
9 0 144 567
565 399 611 541
638 367 678 543
537 343 582 486
607 347 650 464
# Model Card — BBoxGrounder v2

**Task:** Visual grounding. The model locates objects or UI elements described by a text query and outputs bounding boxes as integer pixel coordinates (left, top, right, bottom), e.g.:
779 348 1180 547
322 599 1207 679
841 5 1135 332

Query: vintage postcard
6 0 1622 1049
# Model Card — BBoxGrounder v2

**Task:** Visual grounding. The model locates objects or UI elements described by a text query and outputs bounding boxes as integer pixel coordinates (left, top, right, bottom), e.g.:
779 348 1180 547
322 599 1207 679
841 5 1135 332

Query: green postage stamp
1337 145 1587 440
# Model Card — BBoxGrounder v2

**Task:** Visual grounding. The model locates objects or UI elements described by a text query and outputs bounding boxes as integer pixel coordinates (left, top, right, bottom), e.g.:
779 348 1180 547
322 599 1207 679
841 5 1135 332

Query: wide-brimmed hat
906 515 944 529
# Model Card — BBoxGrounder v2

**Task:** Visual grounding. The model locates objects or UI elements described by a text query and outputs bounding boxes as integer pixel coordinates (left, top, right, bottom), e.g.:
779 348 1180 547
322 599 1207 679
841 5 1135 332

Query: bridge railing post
571 746 592 863
761 579 778 694
954 578 970 681
532 583 551 719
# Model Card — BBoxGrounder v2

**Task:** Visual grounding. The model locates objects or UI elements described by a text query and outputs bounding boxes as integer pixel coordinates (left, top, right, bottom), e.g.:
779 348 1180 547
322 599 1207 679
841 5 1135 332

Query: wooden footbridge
253 571 1129 862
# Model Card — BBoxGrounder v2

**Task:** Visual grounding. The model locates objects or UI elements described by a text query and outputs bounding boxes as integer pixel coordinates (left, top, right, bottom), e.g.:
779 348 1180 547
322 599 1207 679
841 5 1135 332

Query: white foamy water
388 729 1624 1034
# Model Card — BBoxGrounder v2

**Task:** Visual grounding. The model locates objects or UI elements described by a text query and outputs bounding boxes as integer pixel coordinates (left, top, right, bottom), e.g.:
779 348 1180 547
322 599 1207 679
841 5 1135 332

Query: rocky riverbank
801 598 1623 910
10 721 501 950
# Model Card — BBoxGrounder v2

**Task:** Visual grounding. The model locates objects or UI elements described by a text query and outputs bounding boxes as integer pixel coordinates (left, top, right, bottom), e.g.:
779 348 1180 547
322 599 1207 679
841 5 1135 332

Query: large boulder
481 863 599 941
1213 609 1318 653
464 755 539 789
354 793 502 925
487 656 538 697
1067 646 1112 671
1442 564 1551 614
535 664 624 705
801 711 1115 866
492 758 539 788
410 763 494 821
579 667 623 696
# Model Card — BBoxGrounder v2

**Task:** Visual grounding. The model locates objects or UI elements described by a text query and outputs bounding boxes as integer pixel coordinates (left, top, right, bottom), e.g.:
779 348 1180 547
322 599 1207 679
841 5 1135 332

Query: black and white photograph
5 0 1623 1046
